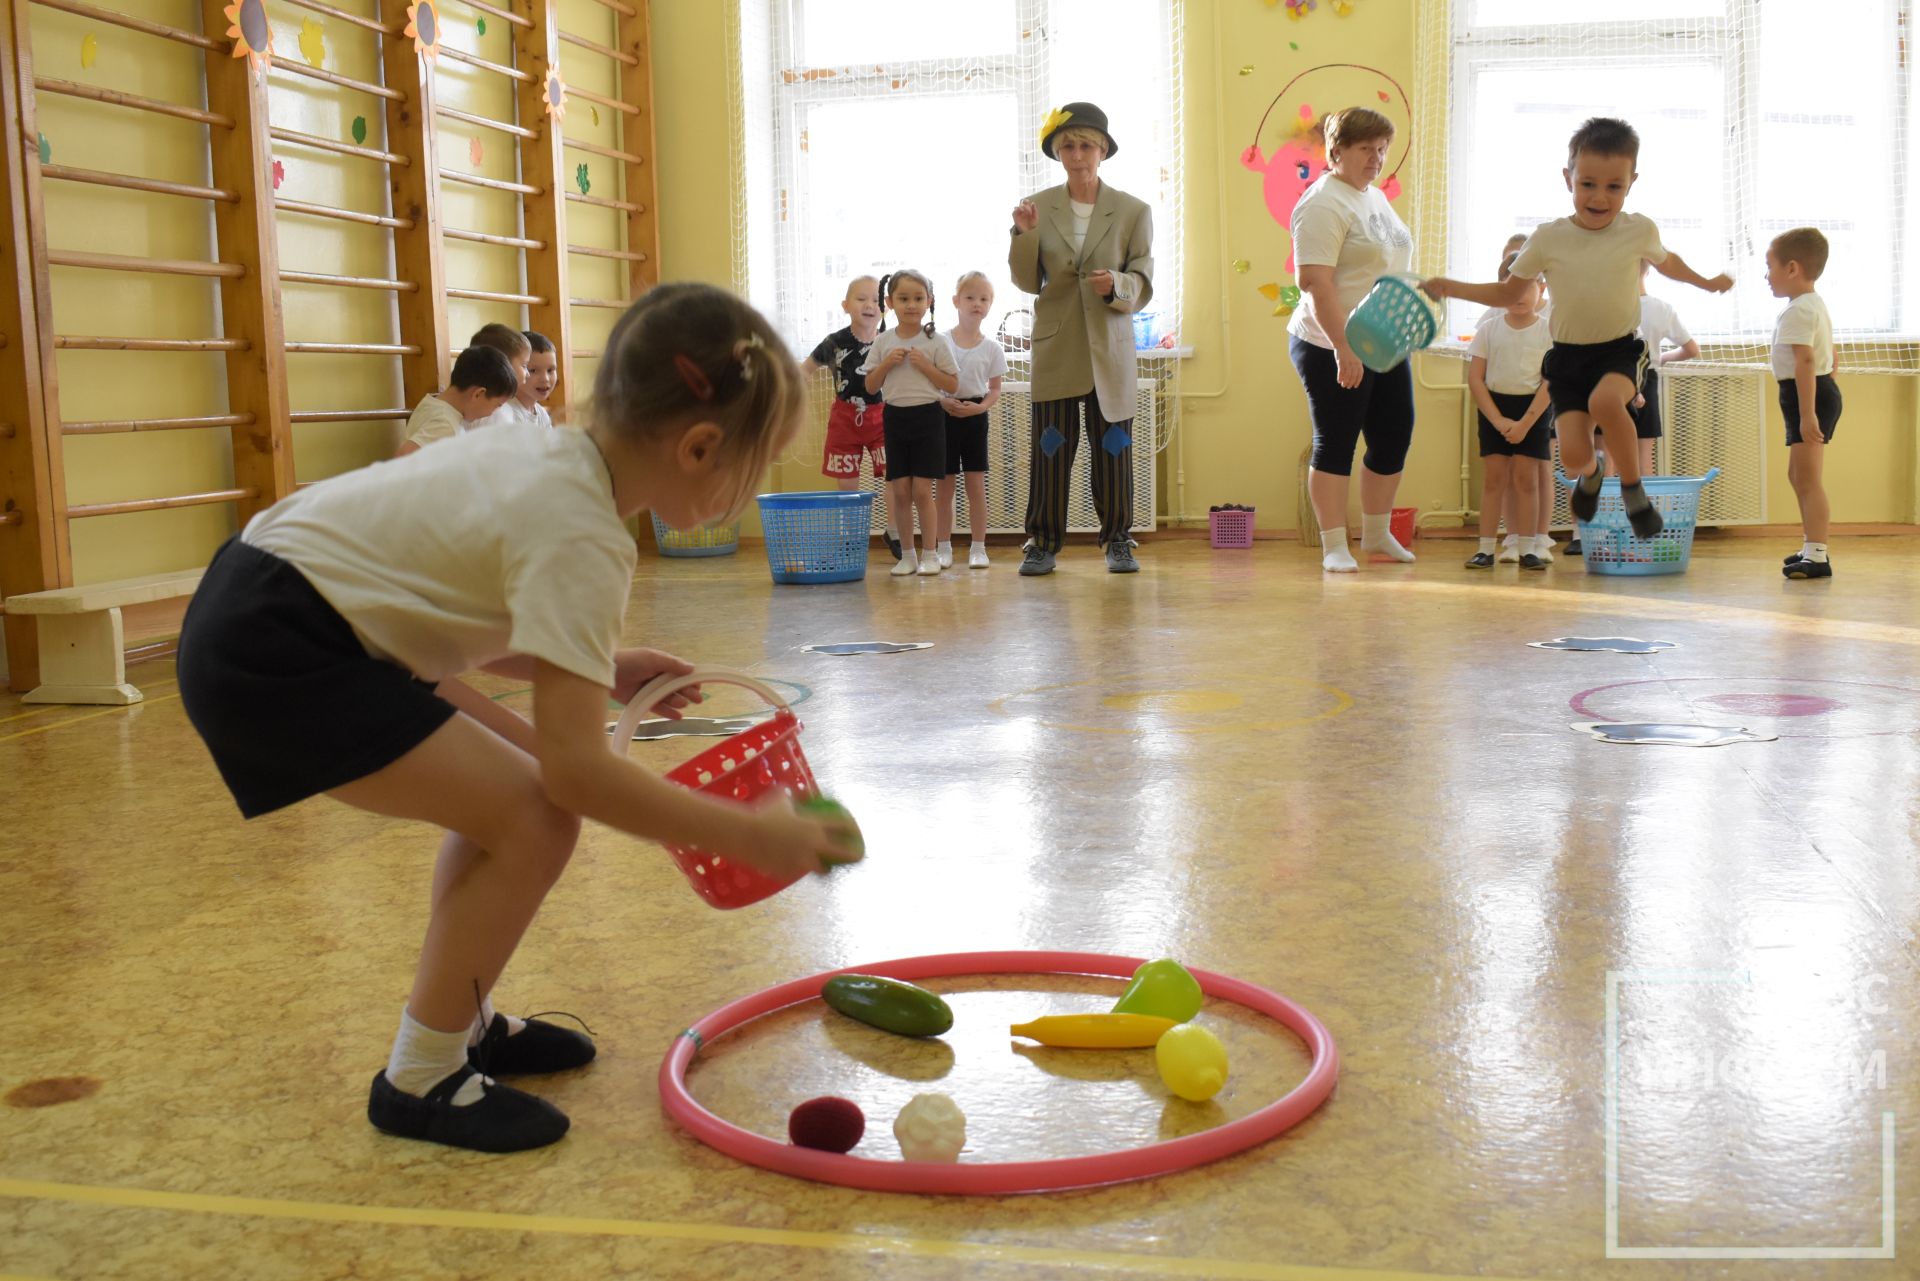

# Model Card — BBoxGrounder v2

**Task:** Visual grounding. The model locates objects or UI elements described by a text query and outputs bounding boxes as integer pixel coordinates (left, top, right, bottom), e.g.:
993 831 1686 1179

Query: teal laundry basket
1345 274 1437 373
1558 468 1720 576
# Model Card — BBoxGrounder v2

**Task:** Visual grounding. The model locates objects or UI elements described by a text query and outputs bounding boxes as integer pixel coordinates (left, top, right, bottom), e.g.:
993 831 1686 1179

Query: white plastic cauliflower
892 1092 966 1162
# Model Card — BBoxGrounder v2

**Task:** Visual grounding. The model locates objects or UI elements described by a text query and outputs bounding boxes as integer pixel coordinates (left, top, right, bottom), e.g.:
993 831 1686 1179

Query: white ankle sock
388 1009 486 1104
1802 540 1829 563
468 996 525 1047
1360 512 1415 562
1320 527 1357 572
937 540 952 555
1478 537 1496 555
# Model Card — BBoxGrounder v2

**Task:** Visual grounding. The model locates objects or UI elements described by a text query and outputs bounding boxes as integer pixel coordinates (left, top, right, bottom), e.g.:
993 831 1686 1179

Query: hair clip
737 332 765 383
673 353 714 401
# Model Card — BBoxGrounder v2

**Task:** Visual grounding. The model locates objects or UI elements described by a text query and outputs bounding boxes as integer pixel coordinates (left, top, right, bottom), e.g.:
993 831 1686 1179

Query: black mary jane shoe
368 1067 569 1153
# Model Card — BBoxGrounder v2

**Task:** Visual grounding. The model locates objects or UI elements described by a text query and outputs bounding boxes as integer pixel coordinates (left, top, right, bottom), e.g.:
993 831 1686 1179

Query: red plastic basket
612 671 820 909
1367 506 1419 562
1209 507 1255 549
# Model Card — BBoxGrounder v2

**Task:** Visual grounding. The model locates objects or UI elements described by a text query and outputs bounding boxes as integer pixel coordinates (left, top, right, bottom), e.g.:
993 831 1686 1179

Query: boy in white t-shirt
1465 255 1555 570
511 330 558 429
1768 228 1841 580
396 345 518 456
1426 117 1732 539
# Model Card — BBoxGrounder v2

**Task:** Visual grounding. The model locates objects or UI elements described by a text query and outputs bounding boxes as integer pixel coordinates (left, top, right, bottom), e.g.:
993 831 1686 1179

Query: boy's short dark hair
1567 116 1640 169
469 322 532 361
449 344 518 397
522 329 555 355
1772 227 1830 281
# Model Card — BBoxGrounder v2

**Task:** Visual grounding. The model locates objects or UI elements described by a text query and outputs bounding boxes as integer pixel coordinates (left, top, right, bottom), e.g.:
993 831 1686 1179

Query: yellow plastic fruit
1155 1023 1228 1101
1008 1013 1174 1048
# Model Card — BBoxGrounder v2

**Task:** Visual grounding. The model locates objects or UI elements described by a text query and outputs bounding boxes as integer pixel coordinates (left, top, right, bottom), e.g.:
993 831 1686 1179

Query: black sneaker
1569 456 1605 523
368 1068 570 1153
1565 538 1583 556
884 530 903 561
1519 552 1549 571
468 1014 595 1077
1465 551 1496 569
1784 557 1832 580
1019 545 1056 576
1621 484 1664 538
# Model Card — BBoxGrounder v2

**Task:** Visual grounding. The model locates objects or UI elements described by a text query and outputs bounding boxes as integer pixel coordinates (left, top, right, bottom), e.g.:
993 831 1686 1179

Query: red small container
1209 507 1255 549
1369 506 1418 562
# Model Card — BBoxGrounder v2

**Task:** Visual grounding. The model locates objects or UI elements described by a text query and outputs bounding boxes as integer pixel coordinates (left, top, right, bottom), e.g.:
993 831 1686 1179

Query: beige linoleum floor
3 534 1916 1280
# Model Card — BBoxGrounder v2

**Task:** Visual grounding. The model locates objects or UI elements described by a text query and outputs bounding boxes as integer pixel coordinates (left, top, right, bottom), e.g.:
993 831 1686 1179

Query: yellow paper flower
541 64 567 121
223 0 274 71
1038 106 1074 148
405 1 441 61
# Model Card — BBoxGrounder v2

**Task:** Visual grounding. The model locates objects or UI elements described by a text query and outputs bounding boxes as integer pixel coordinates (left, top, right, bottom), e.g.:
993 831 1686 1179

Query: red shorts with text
822 400 887 480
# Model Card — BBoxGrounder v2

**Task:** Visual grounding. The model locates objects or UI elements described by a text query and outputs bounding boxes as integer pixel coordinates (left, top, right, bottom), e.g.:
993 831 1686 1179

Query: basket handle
609 668 793 752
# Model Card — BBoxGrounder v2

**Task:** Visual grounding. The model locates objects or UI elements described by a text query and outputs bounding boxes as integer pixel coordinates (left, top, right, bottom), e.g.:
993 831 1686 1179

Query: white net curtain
1412 0 1914 373
730 0 1185 490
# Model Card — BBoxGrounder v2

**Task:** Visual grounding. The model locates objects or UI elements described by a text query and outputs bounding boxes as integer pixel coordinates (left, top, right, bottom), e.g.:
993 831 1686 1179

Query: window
1432 0 1908 350
735 0 1183 358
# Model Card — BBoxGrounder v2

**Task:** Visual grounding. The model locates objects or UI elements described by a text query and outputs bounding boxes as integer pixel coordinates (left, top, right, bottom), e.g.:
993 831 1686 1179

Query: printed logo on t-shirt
1368 210 1412 250
812 327 878 408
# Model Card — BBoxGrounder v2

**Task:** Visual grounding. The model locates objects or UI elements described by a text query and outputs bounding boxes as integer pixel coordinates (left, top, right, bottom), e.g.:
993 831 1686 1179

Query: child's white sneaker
968 544 989 569
917 552 941 575
1497 537 1521 564
891 552 918 577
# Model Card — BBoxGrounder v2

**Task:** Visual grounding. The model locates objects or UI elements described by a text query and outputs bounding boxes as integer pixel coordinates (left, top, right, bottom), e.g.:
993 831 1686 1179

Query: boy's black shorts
1541 335 1648 418
1779 374 1842 446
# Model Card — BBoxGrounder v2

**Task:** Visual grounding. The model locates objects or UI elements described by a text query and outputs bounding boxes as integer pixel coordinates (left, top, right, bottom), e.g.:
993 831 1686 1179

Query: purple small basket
1209 508 1255 549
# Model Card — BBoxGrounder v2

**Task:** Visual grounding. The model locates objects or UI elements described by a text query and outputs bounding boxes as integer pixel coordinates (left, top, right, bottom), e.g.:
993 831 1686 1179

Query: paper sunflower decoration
405 1 441 61
223 0 274 72
1038 106 1074 149
541 64 567 121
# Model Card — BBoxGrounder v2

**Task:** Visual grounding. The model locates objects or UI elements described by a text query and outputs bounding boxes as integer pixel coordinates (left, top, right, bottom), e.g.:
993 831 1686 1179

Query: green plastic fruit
1111 958 1204 1023
799 795 864 863
822 974 953 1038
1155 1023 1229 1101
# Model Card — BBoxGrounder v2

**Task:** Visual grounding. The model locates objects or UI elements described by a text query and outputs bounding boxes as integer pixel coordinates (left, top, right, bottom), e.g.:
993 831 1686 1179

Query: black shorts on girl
944 398 988 474
1288 336 1415 476
178 537 457 818
1630 365 1664 440
1779 374 1843 446
1477 390 1555 460
882 401 947 480
1541 335 1648 418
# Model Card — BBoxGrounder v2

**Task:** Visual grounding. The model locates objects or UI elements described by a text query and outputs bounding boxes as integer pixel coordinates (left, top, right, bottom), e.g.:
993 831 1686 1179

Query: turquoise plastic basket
755 491 876 585
650 513 740 558
1557 468 1720 576
1346 274 1437 373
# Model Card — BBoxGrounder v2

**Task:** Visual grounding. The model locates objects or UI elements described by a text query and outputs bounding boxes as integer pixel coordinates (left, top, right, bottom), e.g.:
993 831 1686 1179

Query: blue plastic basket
755 490 876 584
1557 467 1720 576
650 513 739 558
1346 274 1437 373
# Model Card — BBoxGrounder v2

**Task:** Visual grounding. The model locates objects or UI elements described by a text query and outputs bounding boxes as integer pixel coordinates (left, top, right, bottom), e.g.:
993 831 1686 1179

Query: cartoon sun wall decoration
405 1 441 61
223 0 274 72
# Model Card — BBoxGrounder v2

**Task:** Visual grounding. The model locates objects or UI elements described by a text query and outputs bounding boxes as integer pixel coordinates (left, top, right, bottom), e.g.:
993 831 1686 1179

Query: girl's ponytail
876 272 894 333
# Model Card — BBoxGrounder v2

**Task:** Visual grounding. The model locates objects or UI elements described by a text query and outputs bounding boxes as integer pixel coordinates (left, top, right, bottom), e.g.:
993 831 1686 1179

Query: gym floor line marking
0 695 179 745
0 1177 1529 1281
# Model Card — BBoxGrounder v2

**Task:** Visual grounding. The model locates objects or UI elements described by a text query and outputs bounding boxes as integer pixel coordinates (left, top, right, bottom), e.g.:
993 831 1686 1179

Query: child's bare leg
888 476 915 557
1535 457 1553 535
933 474 956 546
964 471 987 542
1479 457 1510 539
1558 412 1597 477
1600 429 1618 477
1638 438 1656 478
1510 455 1539 538
911 477 937 549
1788 441 1830 543
1590 375 1643 485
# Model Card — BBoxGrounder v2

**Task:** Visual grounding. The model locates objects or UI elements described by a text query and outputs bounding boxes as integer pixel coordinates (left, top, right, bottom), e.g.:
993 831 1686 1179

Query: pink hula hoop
657 950 1339 1195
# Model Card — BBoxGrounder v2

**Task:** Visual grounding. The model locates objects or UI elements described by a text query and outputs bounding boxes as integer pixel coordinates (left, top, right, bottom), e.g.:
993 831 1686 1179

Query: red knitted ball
788 1096 865 1153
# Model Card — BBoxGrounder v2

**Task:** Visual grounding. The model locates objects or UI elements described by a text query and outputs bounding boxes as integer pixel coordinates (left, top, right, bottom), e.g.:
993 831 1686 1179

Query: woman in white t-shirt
1287 107 1418 572
176 284 861 1157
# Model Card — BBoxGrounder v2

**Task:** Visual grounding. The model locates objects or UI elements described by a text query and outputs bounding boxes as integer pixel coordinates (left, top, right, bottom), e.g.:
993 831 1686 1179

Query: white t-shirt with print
404 394 467 449
244 422 636 687
475 400 553 432
1770 292 1834 379
1637 296 1692 360
1468 313 1553 396
1287 174 1414 350
858 330 962 408
1509 214 1667 345
949 334 1009 399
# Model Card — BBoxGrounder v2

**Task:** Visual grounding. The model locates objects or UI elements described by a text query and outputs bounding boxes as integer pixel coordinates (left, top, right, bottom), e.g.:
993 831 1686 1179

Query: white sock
937 540 952 556
1320 527 1357 572
1802 540 1829 563
1478 537 1496 555
468 996 525 1046
388 1009 486 1104
1532 535 1552 555
1360 512 1414 562
1501 532 1519 549
971 539 986 549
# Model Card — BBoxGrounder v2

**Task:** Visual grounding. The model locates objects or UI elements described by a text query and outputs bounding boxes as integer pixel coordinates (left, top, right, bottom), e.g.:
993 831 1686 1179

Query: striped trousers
1023 391 1134 553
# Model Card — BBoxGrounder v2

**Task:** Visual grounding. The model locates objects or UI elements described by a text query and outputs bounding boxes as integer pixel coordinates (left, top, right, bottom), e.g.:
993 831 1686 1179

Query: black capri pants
1289 336 1415 476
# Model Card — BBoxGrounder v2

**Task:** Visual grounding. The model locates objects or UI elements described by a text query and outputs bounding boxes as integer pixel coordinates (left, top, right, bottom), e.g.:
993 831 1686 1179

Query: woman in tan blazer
1009 102 1154 576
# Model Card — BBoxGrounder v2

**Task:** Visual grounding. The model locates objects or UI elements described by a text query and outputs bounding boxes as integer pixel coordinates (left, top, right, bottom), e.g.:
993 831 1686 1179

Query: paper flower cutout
542 64 567 120
351 116 366 144
476 16 486 35
37 132 50 165
469 136 483 165
271 159 285 189
405 1 440 61
1038 106 1074 148
299 17 325 67
1287 0 1316 18
575 163 591 195
1257 282 1282 301
81 33 97 69
1232 259 1251 273
224 0 274 72
589 104 599 126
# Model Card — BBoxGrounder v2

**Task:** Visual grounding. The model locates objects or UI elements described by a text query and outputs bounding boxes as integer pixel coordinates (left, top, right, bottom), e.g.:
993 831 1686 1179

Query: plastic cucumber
821 974 953 1038
1008 1013 1176 1048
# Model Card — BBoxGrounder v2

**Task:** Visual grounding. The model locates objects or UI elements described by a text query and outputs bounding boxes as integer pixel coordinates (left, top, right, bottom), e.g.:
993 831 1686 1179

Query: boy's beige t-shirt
404 394 466 449
1510 213 1667 345
243 421 636 687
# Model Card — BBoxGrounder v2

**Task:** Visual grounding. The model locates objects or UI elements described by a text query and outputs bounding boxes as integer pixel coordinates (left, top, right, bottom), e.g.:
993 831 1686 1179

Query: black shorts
1631 365 1664 439
1477 390 1555 460
1541 335 1647 418
881 401 947 480
1779 374 1842 445
944 399 988 474
178 537 456 818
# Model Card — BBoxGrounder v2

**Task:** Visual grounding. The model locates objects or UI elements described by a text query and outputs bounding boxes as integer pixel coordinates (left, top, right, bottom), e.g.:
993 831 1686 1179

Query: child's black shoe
1465 551 1496 569
1784 557 1832 580
468 1014 596 1076
1570 457 1605 523
1621 484 1664 538
368 1068 569 1153
1519 553 1548 571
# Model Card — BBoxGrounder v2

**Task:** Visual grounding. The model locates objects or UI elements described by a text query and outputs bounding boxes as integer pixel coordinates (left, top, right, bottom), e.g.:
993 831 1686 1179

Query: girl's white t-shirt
1637 296 1692 359
948 334 1009 399
1287 174 1414 350
244 422 636 687
1467 313 1553 395
1770 292 1834 379
858 330 962 407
